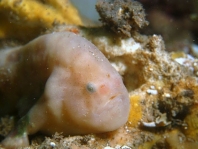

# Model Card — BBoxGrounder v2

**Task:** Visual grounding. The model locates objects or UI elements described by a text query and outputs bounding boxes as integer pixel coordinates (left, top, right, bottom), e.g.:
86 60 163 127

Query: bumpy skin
0 32 130 148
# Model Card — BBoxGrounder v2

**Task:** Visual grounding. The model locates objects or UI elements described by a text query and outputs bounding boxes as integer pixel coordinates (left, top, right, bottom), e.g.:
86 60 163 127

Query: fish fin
1 131 29 148
1 116 30 148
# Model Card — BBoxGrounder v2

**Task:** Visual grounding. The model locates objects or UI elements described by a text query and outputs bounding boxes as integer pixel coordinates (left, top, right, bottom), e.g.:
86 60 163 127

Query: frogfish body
0 32 130 148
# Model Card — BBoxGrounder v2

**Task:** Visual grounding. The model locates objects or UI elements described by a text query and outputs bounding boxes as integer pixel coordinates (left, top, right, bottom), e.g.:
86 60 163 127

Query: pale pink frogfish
0 32 130 148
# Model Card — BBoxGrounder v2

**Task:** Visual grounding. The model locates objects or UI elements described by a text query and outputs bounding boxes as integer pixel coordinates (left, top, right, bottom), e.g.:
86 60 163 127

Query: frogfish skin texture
0 32 130 148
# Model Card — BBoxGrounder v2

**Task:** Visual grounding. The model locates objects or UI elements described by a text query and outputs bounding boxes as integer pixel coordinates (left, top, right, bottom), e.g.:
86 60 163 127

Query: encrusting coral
0 0 88 42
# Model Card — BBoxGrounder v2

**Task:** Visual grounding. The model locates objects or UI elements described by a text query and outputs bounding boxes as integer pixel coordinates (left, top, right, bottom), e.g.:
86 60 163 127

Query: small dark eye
86 83 96 93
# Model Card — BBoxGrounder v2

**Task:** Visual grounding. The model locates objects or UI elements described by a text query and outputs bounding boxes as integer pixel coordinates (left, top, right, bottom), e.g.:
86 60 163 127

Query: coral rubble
96 0 148 37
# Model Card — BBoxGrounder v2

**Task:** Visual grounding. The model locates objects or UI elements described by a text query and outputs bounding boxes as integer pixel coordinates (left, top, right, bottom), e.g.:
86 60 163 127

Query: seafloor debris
96 0 149 37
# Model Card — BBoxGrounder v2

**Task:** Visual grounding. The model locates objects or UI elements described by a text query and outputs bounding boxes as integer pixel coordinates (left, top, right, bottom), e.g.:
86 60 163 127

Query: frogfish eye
86 82 96 93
